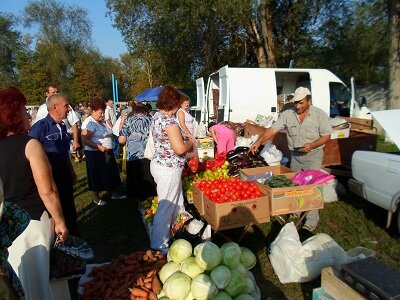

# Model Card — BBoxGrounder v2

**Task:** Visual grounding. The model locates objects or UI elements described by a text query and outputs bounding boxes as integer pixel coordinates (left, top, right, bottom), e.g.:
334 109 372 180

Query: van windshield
329 82 351 117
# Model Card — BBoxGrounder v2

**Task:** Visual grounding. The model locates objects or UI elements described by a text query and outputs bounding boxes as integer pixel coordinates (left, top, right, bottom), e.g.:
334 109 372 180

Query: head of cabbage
159 261 180 284
240 247 257 270
224 269 247 297
210 265 231 289
220 242 241 269
194 242 221 270
191 274 218 300
163 271 192 300
168 239 193 264
180 257 205 278
211 290 232 300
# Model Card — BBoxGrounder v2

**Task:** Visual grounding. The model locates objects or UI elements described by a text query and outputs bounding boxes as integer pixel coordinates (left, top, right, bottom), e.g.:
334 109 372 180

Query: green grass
71 157 400 300
376 134 399 152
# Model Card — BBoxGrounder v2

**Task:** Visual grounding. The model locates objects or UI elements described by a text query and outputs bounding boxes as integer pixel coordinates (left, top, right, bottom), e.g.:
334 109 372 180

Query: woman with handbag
119 103 156 199
0 87 69 300
150 86 195 253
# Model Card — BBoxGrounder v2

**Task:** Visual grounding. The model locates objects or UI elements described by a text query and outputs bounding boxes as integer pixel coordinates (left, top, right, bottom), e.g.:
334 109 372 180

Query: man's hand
300 143 313 153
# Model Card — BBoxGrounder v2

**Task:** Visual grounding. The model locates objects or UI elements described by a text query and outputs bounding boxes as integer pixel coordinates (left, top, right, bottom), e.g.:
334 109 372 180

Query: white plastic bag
195 122 207 138
144 130 155 160
235 136 253 147
260 142 283 166
268 222 353 283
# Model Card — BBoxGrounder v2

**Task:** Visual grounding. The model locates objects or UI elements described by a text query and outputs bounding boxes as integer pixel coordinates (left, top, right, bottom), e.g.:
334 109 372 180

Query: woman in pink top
208 122 235 154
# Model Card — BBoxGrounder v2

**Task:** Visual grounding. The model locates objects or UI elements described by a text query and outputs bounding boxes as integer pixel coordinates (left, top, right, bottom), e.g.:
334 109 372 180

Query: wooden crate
321 267 365 300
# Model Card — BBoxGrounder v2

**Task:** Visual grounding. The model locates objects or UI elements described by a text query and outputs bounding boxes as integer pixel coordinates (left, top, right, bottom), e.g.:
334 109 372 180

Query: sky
0 0 128 58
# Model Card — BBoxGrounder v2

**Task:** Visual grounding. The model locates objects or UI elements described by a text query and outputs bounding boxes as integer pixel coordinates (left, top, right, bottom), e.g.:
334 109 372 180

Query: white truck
193 65 370 124
348 110 400 233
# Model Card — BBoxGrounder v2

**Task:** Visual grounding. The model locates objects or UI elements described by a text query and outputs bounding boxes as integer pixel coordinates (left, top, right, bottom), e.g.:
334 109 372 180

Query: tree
0 13 25 86
388 0 400 109
22 0 93 91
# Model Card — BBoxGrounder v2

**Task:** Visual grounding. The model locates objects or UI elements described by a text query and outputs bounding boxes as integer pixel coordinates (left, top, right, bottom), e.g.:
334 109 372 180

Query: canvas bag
144 128 155 160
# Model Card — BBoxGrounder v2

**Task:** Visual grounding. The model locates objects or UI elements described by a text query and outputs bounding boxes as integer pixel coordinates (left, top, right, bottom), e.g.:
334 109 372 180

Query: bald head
47 93 70 122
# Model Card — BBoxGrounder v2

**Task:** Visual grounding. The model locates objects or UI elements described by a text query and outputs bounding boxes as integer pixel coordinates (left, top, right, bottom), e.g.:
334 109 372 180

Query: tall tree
388 0 400 109
0 13 25 86
22 0 93 90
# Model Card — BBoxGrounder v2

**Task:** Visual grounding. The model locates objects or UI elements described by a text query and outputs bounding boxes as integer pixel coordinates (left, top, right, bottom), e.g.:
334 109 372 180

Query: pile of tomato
195 177 263 203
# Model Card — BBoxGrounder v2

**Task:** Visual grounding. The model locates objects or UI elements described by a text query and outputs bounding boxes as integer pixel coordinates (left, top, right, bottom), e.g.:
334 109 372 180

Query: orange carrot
151 275 162 294
131 287 149 298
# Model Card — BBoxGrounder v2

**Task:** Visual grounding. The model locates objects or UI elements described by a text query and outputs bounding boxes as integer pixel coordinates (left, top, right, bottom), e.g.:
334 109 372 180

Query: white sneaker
111 193 127 200
93 199 107 206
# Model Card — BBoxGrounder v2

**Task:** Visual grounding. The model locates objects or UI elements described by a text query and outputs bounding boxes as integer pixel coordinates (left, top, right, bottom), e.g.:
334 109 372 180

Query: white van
193 65 368 124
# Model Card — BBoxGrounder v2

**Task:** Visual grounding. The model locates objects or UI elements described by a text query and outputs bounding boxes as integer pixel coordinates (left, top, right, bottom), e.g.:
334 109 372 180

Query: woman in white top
81 97 125 206
176 96 195 138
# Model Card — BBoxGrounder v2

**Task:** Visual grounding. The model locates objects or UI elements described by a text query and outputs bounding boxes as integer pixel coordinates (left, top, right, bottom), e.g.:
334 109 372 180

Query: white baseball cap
293 87 311 103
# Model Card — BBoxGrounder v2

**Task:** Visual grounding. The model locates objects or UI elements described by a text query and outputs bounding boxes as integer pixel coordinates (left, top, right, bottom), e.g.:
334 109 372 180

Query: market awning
135 86 190 102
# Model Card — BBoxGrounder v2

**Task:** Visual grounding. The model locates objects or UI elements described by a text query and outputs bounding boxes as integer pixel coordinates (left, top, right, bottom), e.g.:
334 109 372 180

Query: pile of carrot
81 249 166 300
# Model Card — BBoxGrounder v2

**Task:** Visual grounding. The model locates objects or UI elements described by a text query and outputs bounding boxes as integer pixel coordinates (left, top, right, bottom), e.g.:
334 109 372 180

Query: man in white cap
250 86 332 233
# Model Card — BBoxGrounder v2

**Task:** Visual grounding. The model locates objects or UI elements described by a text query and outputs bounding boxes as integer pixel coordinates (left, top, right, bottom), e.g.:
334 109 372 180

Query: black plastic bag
169 218 208 247
50 235 94 280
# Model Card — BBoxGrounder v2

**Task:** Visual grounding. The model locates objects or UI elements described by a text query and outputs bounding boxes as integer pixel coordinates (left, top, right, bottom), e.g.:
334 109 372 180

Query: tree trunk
246 0 276 68
389 0 400 109
260 0 276 67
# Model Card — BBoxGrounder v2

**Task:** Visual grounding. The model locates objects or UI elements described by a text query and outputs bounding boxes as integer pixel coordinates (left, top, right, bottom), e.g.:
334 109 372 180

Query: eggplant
226 150 236 159
248 154 265 161
227 152 248 163
235 146 250 153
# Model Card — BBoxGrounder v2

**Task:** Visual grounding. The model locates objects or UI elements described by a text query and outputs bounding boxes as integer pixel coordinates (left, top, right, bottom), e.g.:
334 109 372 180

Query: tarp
135 86 163 102
135 86 190 102
371 109 400 149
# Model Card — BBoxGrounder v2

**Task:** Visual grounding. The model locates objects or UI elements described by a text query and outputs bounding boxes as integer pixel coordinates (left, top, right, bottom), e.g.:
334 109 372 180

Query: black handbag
169 218 208 247
50 234 94 280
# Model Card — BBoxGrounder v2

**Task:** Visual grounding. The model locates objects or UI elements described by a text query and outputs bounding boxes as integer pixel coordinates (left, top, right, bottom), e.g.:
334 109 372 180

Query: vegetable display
81 250 167 300
263 175 297 188
196 177 263 203
227 147 268 177
140 197 158 222
157 239 258 299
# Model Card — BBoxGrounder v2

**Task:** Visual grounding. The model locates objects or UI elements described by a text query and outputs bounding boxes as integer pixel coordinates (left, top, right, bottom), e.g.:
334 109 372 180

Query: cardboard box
202 191 270 231
192 183 204 215
331 124 351 139
197 137 214 160
240 165 296 182
258 176 324 216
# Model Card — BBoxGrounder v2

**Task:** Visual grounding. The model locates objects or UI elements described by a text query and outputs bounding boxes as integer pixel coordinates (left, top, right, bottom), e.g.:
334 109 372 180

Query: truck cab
348 110 400 233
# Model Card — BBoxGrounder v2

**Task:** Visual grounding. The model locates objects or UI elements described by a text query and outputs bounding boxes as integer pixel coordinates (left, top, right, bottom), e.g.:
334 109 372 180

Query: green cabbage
243 277 255 294
159 261 180 284
163 271 192 300
169 239 193 264
234 264 248 277
211 290 233 300
221 242 242 269
210 265 231 289
224 269 247 297
180 257 205 278
191 274 218 300
240 247 257 270
234 294 253 300
194 242 221 270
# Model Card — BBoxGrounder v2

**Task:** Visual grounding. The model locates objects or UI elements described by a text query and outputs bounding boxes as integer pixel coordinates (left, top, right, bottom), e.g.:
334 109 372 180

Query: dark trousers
52 163 80 236
127 159 156 199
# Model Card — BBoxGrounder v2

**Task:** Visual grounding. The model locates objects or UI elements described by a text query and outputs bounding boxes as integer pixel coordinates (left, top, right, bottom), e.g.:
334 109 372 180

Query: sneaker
111 193 127 200
93 199 107 206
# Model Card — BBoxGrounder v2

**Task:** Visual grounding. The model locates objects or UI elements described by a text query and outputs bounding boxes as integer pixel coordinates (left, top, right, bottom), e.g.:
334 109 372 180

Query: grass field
70 143 400 299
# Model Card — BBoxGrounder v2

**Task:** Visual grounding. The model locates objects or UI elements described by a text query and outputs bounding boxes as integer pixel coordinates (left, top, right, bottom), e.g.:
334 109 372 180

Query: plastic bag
268 222 353 283
259 143 283 166
235 136 253 147
255 114 274 128
292 170 335 185
195 122 207 138
50 235 94 280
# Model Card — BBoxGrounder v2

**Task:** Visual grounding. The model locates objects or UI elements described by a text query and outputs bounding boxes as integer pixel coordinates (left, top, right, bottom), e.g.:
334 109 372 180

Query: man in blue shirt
29 93 79 236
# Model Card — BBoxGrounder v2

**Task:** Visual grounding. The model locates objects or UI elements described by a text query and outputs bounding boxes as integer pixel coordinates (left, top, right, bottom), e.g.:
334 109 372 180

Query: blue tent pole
112 74 116 102
116 80 119 105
